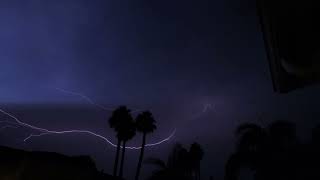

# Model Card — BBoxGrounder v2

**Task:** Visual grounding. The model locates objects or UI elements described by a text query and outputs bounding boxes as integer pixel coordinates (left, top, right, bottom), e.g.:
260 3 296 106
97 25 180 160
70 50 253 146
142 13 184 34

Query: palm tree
235 123 267 153
266 121 298 180
118 115 136 178
108 106 133 177
225 123 267 180
144 155 189 180
135 111 157 180
267 120 297 151
189 143 204 180
144 157 172 180
225 121 298 180
145 143 201 180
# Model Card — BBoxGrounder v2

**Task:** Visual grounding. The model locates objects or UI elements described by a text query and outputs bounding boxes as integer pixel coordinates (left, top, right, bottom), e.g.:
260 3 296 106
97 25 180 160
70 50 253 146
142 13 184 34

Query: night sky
1 0 320 179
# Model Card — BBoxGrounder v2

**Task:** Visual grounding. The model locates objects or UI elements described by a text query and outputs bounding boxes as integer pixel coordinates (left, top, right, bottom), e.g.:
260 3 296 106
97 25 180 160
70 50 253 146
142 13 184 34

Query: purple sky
1 0 320 179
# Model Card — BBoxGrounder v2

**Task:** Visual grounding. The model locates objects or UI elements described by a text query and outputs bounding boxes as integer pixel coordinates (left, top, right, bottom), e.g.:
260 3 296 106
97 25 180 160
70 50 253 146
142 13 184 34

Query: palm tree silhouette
145 143 199 180
268 120 297 151
189 142 204 180
118 113 136 178
235 123 267 153
108 106 133 177
225 120 297 180
225 123 265 180
144 157 172 180
134 111 157 180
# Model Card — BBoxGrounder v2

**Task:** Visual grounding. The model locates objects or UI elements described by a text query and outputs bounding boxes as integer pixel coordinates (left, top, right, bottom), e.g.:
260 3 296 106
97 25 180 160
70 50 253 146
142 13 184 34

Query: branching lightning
0 108 176 150
0 88 212 150
55 88 115 111
203 103 213 113
55 88 144 113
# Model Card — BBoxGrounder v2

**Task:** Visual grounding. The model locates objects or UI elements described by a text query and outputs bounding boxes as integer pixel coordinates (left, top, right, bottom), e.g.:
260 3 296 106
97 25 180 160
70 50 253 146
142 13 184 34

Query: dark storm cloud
0 0 262 105
2 0 320 179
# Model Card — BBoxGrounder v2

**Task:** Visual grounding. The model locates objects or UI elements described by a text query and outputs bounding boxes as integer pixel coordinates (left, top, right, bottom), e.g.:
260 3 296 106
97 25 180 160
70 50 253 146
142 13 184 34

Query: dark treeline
225 120 320 180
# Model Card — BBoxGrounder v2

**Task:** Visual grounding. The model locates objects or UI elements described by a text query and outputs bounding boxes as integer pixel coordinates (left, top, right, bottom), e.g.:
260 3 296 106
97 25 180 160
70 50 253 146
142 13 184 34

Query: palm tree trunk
135 133 147 180
119 141 126 178
113 139 121 176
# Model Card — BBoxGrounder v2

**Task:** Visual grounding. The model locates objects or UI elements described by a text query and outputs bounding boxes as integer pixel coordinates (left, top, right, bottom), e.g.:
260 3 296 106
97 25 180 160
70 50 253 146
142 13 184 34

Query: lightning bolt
55 88 115 111
203 103 213 113
185 103 213 123
55 88 144 113
0 88 212 150
0 108 176 150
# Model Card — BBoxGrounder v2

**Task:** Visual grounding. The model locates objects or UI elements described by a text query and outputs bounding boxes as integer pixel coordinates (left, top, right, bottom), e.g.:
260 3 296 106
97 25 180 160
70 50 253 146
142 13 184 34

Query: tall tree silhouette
108 106 133 177
118 113 136 178
135 111 157 180
189 142 204 180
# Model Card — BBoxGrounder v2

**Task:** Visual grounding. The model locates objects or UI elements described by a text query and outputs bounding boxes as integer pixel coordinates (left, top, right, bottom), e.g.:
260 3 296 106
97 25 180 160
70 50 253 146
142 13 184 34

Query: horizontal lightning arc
24 129 176 150
0 108 176 150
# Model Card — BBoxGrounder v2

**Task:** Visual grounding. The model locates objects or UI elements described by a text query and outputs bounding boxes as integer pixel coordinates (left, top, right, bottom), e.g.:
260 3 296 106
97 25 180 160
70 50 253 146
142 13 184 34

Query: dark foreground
0 145 121 180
